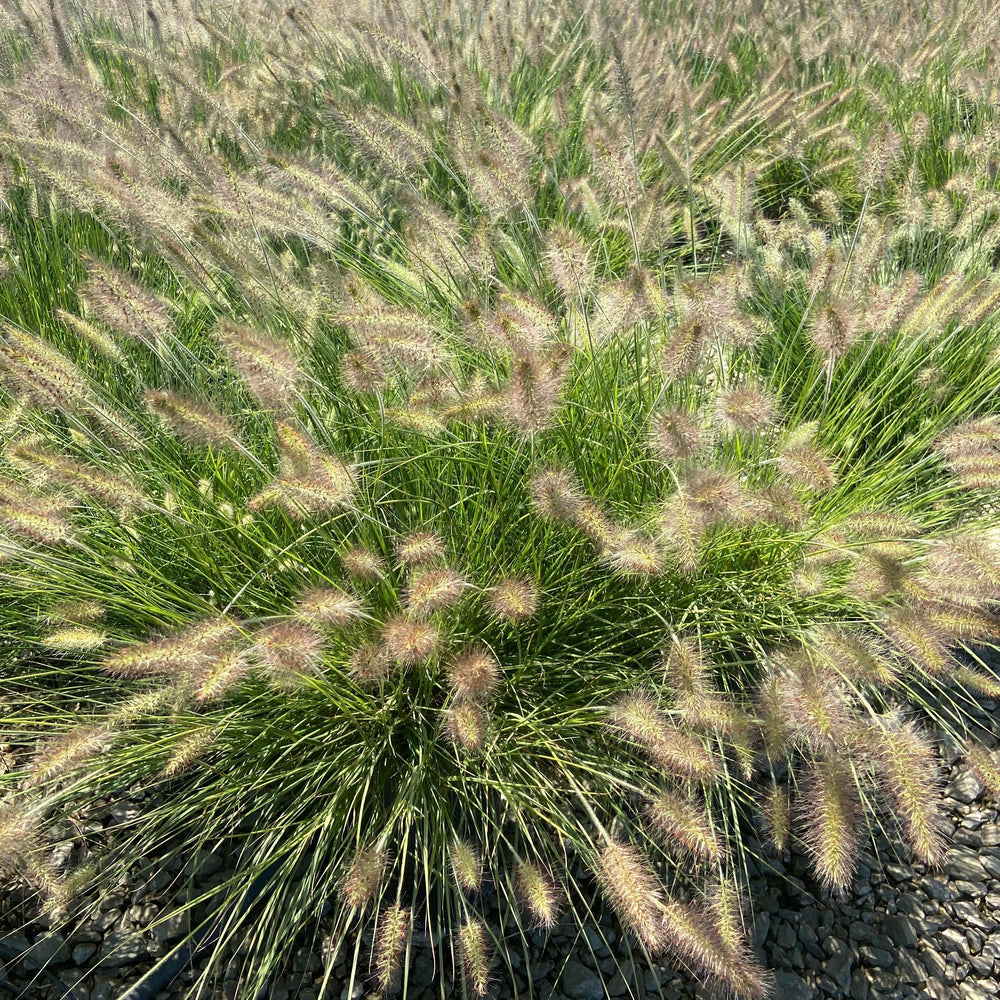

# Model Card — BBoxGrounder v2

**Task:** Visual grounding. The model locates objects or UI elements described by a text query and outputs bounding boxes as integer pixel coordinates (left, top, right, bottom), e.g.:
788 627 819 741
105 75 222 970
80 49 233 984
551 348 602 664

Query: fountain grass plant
2 0 1000 997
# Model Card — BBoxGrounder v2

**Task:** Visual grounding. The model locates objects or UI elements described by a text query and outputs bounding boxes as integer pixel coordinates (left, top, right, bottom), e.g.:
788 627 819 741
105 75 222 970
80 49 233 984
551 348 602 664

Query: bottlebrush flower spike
777 423 837 491
340 545 385 580
28 725 112 787
450 839 483 894
504 348 568 435
216 319 301 412
881 607 952 676
382 616 440 666
515 861 563 930
373 903 410 991
104 617 240 679
0 324 92 412
649 408 703 462
594 839 668 953
42 627 107 651
250 422 356 518
608 693 719 781
446 645 500 703
341 845 387 910
5 439 143 513
396 530 445 567
77 254 173 346
868 714 945 865
193 648 249 703
530 466 583 521
144 390 238 449
543 224 594 301
967 745 1000 795
808 625 898 686
294 587 365 627
645 789 723 861
763 783 791 852
714 382 776 436
657 491 706 574
600 530 663 577
660 896 772 1000
348 643 392 686
799 752 862 891
340 348 386 394
458 918 492 997
252 621 326 689
161 729 217 778
405 566 469 617
443 703 487 751
0 804 38 877
488 576 538 622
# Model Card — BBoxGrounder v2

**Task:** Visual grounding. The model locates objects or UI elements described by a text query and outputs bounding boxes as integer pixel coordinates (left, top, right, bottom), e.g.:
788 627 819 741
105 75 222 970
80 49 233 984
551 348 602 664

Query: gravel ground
2 692 999 1000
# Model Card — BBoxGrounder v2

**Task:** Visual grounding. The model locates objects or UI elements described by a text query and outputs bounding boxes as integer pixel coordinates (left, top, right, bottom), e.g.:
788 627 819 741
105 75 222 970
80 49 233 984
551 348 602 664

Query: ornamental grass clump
2 1 1000 998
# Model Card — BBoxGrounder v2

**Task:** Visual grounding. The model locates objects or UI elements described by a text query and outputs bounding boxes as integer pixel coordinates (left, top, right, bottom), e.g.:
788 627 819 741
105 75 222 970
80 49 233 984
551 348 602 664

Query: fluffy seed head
295 587 364 626
374 903 410 991
193 648 249 703
515 861 563 930
600 530 663 577
446 646 501 703
341 846 387 910
77 254 172 345
252 621 325 688
396 531 445 566
763 784 791 852
543 223 594 301
340 349 386 394
868 715 945 865
714 383 776 435
42 627 107 651
382 616 439 665
0 325 91 412
161 730 216 778
649 409 702 462
348 643 393 686
530 466 583 520
799 753 862 891
967 745 1000 795
450 839 483 894
810 297 860 360
659 896 772 1000
608 693 719 781
458 919 492 997
29 725 111 786
144 390 237 449
0 804 37 875
443 703 487 751
341 545 385 580
504 348 568 435
594 840 667 952
645 789 723 861
777 434 837 491
405 566 469 617
104 617 239 679
488 577 538 622
216 319 300 411
44 600 104 624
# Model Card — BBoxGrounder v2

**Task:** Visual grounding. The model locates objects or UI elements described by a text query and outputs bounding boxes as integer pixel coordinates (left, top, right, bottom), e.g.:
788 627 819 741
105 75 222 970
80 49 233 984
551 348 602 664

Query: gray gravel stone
946 847 989 881
23 931 69 969
98 926 148 967
773 970 812 1000
72 942 98 965
561 959 603 1000
947 771 986 805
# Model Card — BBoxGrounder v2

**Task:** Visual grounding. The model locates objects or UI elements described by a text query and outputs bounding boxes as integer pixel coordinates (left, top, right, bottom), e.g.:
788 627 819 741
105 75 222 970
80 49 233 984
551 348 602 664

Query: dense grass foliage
2 1 1000 997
